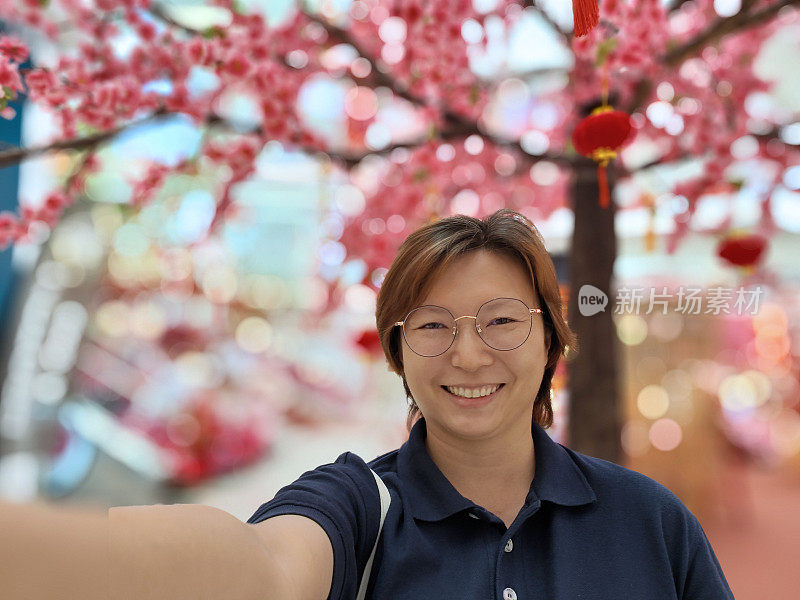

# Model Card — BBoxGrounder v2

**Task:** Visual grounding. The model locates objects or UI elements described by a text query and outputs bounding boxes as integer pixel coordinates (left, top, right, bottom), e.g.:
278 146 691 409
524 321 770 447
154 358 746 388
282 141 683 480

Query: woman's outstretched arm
110 503 290 600
0 500 294 600
0 500 107 600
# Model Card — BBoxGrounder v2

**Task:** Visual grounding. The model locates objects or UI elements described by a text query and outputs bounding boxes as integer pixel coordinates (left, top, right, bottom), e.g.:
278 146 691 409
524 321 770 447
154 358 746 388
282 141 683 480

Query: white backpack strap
356 469 391 600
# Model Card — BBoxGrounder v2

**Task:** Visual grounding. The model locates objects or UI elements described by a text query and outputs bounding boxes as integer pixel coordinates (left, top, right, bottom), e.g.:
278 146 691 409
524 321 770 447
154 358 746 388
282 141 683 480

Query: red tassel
573 0 599 37
597 164 609 208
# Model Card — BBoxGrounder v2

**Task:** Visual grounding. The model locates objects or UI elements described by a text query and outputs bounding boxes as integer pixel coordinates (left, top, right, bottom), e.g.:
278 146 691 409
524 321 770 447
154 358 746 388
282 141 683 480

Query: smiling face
401 250 551 444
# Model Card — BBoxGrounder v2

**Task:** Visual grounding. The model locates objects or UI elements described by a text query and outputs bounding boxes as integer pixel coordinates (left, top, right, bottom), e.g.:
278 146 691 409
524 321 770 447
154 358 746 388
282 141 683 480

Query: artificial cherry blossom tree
1 0 798 461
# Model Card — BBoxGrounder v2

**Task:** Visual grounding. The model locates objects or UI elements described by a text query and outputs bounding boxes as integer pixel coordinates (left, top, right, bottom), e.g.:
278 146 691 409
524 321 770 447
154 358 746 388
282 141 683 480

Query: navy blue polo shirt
247 417 733 600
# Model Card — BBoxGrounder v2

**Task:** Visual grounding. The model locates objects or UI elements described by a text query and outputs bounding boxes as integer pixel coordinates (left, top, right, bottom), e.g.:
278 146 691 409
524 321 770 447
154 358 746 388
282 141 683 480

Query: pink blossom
23 68 58 100
164 83 203 122
0 211 18 234
0 55 23 95
43 191 71 213
130 164 169 208
0 36 29 62
136 21 157 43
184 38 208 65
220 51 253 78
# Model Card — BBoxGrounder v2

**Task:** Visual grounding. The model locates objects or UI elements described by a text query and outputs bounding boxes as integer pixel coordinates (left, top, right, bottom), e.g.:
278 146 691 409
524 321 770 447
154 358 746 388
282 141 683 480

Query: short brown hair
375 209 576 432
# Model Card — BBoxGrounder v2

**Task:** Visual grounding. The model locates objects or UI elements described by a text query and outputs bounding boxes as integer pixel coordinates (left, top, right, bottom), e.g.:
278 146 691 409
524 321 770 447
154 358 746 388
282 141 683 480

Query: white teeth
445 384 501 398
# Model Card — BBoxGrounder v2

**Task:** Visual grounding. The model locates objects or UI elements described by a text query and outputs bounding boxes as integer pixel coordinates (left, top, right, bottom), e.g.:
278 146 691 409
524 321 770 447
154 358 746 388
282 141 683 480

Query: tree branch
520 0 573 46
299 11 430 111
0 109 168 169
662 0 799 67
626 0 800 114
300 7 579 167
148 1 205 37
668 0 696 14
626 151 696 175
330 136 571 169
65 146 98 194
626 119 790 175
477 65 569 84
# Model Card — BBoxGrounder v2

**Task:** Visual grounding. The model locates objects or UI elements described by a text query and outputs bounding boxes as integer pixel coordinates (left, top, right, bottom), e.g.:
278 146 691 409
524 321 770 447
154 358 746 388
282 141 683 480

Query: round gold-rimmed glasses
394 297 544 357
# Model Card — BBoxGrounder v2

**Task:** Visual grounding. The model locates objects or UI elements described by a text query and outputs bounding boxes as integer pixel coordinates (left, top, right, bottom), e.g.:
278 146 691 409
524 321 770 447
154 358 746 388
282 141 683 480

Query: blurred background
1 1 799 598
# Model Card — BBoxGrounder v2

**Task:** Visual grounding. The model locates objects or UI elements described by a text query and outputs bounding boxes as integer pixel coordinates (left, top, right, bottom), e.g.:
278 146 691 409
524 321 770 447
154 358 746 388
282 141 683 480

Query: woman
1 209 732 600
245 208 733 599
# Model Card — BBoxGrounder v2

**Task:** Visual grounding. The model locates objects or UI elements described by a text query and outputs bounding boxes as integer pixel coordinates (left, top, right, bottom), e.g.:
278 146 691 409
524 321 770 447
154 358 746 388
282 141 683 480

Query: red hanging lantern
717 232 767 270
571 106 634 208
573 0 599 37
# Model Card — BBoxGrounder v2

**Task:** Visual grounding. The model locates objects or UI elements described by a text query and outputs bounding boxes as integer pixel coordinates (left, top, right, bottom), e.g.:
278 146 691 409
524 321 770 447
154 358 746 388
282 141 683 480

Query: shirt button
504 539 514 553
502 587 517 600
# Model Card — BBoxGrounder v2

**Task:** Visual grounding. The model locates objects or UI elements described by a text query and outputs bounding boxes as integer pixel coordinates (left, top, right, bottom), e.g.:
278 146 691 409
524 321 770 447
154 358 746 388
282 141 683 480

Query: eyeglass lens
403 298 533 357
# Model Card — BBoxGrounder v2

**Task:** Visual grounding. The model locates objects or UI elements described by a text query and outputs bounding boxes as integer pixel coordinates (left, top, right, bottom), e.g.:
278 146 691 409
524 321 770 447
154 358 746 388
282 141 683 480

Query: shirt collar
396 416 597 522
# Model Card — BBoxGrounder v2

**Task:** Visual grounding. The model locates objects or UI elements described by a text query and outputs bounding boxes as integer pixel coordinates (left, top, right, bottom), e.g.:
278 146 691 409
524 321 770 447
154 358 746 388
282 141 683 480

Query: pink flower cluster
571 0 669 108
0 0 794 265
347 0 489 119
0 35 28 119
0 191 76 250
0 1 59 38
339 138 569 286
0 0 338 243
201 134 264 235
129 163 172 208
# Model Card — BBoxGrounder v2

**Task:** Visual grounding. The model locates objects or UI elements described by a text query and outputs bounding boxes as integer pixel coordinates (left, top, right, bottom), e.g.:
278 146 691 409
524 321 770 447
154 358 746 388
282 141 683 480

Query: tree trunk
566 158 622 463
